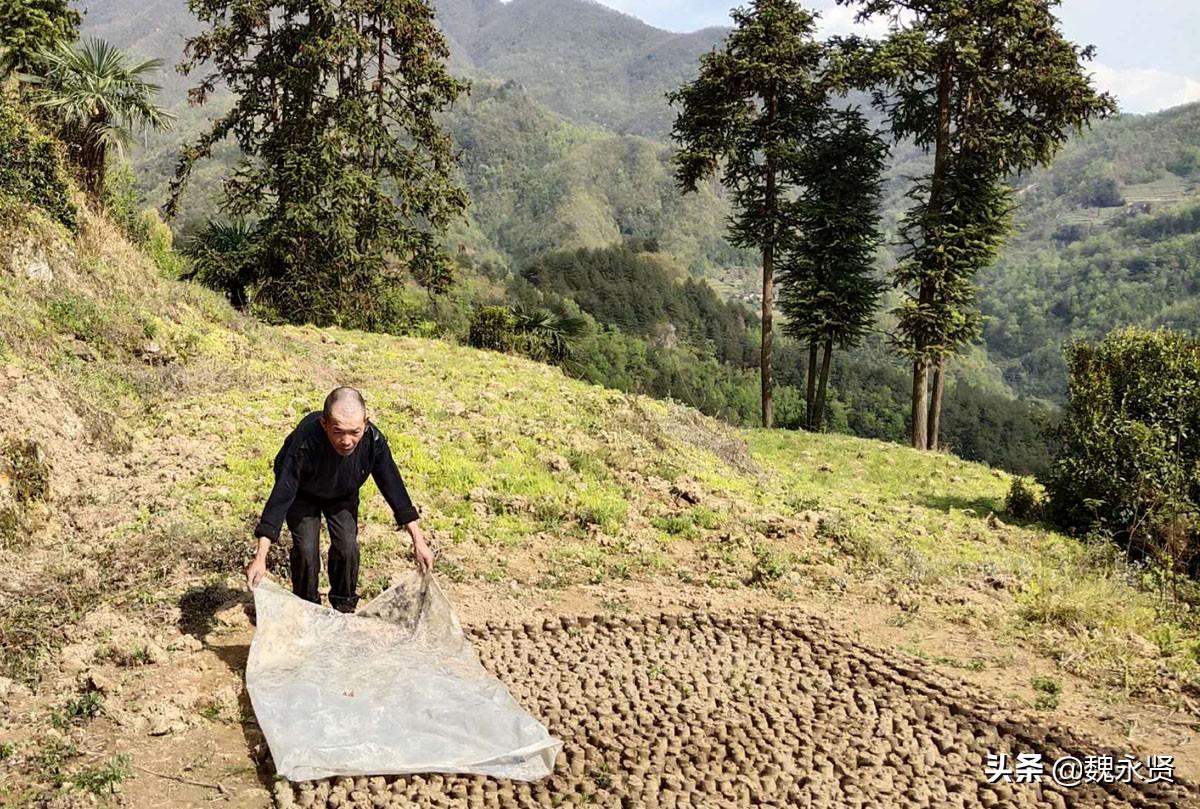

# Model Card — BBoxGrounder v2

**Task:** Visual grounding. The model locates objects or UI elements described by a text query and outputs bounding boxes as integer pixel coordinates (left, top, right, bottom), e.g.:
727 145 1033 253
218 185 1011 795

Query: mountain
434 0 726 137
976 103 1200 400
79 0 726 138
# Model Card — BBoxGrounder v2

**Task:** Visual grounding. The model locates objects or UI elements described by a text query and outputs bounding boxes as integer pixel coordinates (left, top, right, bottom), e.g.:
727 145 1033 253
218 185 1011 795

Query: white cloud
1090 62 1200 114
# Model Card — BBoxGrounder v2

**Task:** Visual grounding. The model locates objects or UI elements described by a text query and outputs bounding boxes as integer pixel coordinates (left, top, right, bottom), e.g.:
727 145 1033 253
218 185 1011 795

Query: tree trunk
758 86 779 429
911 53 953 450
805 341 818 430
813 340 833 432
761 243 774 429
911 357 928 449
927 355 946 451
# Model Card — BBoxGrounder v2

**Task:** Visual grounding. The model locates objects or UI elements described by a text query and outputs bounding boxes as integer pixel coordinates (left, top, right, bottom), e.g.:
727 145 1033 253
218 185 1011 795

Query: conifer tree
170 0 469 325
669 0 827 428
777 107 887 431
836 0 1116 448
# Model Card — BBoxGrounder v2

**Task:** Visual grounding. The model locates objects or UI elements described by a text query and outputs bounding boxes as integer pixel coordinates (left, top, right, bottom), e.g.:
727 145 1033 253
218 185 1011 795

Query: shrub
468 305 517 352
1005 477 1044 521
181 220 258 310
0 89 76 229
102 162 152 245
1046 327 1200 574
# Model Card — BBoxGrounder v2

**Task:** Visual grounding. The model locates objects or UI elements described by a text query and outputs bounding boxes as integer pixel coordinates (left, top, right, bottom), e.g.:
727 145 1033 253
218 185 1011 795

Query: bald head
323 386 366 421
320 387 368 456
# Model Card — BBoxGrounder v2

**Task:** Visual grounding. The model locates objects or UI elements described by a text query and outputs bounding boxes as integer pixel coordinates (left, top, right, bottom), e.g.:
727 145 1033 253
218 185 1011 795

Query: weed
50 687 104 728
31 737 79 783
69 753 131 796
1031 675 1062 710
47 293 106 343
1 438 51 504
818 514 889 570
748 546 791 586
652 514 697 540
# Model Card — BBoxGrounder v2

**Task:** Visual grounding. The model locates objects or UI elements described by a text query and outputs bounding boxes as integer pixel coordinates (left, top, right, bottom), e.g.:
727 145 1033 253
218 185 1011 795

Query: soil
78 587 1195 809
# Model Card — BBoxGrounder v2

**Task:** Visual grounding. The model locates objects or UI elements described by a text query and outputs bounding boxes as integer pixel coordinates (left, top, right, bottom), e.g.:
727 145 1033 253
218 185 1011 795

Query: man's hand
407 522 434 573
246 536 271 589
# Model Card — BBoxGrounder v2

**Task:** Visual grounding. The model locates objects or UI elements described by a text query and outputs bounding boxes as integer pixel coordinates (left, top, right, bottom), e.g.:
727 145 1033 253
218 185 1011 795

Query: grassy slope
2 202 1200 799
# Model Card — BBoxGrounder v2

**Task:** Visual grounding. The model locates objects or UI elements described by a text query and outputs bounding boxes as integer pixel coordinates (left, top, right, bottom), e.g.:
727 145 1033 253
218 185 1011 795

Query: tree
0 0 78 78
668 0 827 428
181 220 257 310
1046 327 1200 583
170 0 469 326
776 107 887 431
25 38 173 198
836 0 1116 449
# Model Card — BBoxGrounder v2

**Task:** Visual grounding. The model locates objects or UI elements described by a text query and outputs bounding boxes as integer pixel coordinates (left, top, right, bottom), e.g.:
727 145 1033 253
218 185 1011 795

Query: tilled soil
275 611 1197 809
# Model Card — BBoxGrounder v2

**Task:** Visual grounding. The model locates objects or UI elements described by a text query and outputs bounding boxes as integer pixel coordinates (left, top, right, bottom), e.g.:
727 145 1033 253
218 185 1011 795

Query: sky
585 0 1200 114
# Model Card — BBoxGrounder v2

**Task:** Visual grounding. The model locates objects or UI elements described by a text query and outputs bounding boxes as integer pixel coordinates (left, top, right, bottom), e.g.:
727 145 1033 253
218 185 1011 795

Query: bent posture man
245 387 434 611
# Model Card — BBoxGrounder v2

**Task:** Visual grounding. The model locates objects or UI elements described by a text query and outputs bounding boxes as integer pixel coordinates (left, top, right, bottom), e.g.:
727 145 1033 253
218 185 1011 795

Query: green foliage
1167 147 1200 179
172 0 468 327
748 546 793 586
983 195 1200 401
774 339 1057 475
779 107 887 352
1046 327 1200 573
0 0 78 77
180 220 256 310
777 106 888 430
1031 675 1062 710
68 753 131 796
0 88 75 228
511 306 588 364
47 291 105 342
25 37 174 196
51 686 103 727
468 305 517 353
669 0 828 427
839 0 1117 448
102 161 154 244
519 243 756 366
467 303 586 364
1005 477 1045 522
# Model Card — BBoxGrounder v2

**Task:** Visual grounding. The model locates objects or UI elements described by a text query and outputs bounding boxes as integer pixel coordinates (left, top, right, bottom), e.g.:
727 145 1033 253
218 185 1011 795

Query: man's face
321 407 367 456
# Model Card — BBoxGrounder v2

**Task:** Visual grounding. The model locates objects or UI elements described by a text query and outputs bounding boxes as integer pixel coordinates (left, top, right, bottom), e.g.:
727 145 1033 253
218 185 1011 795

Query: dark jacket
253 411 420 541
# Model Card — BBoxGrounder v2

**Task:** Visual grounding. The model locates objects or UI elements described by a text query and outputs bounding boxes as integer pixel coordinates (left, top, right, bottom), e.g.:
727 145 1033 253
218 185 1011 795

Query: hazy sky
585 0 1199 114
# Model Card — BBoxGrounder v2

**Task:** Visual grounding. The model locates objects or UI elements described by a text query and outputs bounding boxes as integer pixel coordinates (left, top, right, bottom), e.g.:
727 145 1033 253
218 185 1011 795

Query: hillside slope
2 195 1200 804
977 103 1200 399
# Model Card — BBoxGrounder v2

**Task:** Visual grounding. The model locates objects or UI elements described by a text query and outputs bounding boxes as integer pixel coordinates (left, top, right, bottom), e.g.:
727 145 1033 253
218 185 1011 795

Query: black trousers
285 492 360 612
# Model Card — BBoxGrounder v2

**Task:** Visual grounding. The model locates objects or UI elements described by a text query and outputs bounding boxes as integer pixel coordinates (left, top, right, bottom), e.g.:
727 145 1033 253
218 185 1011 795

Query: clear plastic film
246 574 562 782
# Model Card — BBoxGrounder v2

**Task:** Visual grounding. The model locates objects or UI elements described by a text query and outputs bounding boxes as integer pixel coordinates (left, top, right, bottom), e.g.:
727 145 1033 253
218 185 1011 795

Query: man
245 386 434 612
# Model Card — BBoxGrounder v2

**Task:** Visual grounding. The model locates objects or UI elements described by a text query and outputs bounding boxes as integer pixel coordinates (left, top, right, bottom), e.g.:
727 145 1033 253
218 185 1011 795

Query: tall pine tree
777 106 887 432
668 0 827 428
836 0 1116 449
170 0 468 326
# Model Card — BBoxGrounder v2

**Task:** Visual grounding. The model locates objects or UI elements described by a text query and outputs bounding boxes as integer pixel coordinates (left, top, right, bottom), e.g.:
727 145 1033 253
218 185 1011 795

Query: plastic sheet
246 574 562 782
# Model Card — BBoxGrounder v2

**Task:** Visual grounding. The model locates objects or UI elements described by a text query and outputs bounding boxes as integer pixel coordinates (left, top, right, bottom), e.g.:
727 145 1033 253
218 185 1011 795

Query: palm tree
24 37 173 197
512 306 588 363
181 220 259 310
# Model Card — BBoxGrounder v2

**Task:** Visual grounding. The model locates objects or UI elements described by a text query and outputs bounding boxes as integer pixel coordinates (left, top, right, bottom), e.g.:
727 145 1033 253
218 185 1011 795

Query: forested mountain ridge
977 103 1200 399
80 0 1200 406
79 0 726 138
